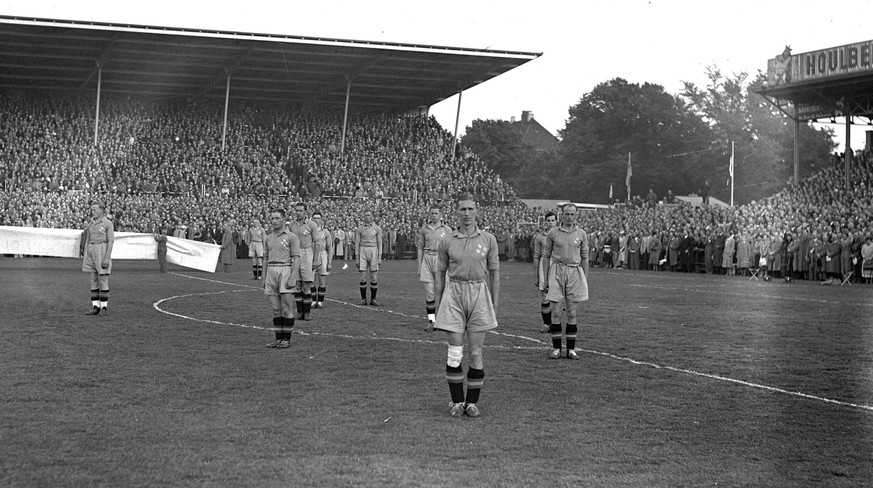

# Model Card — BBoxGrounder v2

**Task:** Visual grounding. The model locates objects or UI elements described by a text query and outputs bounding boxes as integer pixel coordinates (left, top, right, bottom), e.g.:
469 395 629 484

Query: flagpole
626 152 632 201
730 141 735 208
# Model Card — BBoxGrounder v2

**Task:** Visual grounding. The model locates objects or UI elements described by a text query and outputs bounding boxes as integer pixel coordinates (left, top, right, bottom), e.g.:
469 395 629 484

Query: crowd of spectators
2 94 872 284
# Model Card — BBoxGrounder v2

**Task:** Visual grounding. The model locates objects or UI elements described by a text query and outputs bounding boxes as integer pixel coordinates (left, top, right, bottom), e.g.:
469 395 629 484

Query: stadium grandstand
1 17 872 283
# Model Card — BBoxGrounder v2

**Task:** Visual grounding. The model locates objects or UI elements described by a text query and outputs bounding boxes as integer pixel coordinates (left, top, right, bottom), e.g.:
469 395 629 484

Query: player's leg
368 270 379 306
301 280 314 319
267 294 284 348
295 280 305 319
86 272 100 315
316 274 327 308
565 300 580 360
445 331 466 417
250 252 259 279
548 300 563 358
539 287 551 333
359 251 369 305
464 331 487 417
424 282 436 330
279 292 295 347
97 274 109 314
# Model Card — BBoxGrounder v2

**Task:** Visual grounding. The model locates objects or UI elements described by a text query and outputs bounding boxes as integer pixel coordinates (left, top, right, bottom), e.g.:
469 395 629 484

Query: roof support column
451 90 463 160
93 62 102 147
341 78 351 154
222 69 231 153
845 116 851 188
793 104 799 187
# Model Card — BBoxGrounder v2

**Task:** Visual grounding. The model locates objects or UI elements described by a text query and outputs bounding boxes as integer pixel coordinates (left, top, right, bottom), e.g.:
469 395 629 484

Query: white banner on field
0 226 221 273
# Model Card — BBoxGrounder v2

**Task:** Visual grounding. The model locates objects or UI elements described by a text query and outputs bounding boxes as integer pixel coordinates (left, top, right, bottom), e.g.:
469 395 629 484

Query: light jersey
532 231 549 261
264 228 301 263
356 223 381 248
289 219 319 249
437 227 499 281
418 222 452 251
85 216 114 244
312 228 332 254
335 229 346 245
248 227 265 243
543 225 589 265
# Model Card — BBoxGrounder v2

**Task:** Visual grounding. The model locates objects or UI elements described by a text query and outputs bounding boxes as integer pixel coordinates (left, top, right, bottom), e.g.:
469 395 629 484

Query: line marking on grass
162 272 873 414
629 283 872 306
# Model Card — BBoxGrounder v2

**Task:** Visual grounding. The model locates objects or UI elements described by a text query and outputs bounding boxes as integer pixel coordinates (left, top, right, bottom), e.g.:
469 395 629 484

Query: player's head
312 210 323 227
560 203 577 226
270 208 287 230
363 210 374 224
294 202 307 220
428 205 441 224
455 192 478 227
544 211 557 229
90 202 105 219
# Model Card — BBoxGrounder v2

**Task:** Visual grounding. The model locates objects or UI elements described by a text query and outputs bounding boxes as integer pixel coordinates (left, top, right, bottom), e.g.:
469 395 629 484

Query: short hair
91 202 106 211
294 202 307 210
560 203 577 212
544 211 557 220
429 204 442 212
271 208 287 218
455 191 476 205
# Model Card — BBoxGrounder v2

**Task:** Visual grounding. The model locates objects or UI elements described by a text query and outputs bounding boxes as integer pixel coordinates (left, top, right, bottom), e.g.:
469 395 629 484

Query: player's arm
581 232 590 277
541 231 554 285
287 236 301 289
532 235 542 283
325 231 333 270
263 240 270 288
377 225 383 260
434 241 448 313
416 228 424 268
79 226 88 258
488 234 500 309
355 227 361 259
103 220 114 267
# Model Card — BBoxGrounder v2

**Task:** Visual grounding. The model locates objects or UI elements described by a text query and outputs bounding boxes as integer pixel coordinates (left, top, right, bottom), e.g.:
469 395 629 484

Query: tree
461 119 559 198
559 78 713 203
682 68 834 204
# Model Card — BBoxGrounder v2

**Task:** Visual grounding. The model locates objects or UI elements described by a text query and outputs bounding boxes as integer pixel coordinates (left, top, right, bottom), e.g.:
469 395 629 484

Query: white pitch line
160 272 873 414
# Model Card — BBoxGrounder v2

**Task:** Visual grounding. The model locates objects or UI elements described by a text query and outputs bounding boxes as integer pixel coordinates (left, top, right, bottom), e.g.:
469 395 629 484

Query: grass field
2 256 873 487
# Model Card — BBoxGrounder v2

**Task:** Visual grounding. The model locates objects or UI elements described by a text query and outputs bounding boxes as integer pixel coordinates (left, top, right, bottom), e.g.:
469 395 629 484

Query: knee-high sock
295 292 303 315
272 316 282 341
446 365 465 403
317 286 326 304
302 291 312 314
253 265 258 278
283 316 295 340
90 289 100 308
99 289 109 309
550 323 562 349
360 281 367 300
566 323 577 350
426 300 436 321
540 301 551 325
369 281 378 299
465 368 485 405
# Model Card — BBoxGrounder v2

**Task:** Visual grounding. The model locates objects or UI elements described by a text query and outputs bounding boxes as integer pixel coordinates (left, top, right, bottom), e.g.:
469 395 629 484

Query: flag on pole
729 142 734 178
609 183 613 199
625 152 632 200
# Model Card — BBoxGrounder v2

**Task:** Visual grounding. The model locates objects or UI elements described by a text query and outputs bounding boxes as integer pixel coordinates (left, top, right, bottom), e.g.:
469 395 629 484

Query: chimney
510 116 516 122
521 111 533 122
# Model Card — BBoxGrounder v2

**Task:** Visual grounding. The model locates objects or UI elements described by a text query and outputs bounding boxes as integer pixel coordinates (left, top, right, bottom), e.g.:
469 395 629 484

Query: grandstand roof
0 16 541 111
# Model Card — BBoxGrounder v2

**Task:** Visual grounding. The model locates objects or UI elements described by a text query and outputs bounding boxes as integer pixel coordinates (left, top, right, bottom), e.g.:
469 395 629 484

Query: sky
3 0 872 150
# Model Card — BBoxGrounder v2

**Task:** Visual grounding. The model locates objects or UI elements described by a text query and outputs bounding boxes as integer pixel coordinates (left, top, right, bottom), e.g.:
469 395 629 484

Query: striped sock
540 301 551 325
302 292 313 314
253 265 258 278
283 316 295 340
318 286 326 304
360 282 367 300
257 265 263 278
273 316 282 341
295 292 303 316
446 365 465 403
550 323 562 350
426 300 436 321
465 368 485 405
566 323 577 350
369 281 378 300
99 289 109 309
90 289 100 308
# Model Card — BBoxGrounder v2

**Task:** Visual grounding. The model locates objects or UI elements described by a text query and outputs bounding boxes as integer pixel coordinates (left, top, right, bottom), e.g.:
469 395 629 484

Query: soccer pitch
2 257 872 487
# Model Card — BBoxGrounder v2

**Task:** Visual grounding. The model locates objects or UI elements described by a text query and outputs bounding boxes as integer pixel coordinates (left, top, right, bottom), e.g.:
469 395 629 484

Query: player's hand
101 259 110 268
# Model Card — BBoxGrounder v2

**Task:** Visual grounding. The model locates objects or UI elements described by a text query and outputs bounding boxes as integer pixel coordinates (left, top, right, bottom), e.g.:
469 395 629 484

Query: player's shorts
82 243 112 275
358 246 379 272
434 279 498 334
264 262 297 296
313 250 330 276
290 248 314 282
248 241 264 258
419 252 439 283
546 261 589 303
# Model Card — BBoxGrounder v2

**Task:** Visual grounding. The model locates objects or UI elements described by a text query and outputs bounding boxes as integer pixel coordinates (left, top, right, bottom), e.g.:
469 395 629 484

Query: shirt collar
452 226 482 239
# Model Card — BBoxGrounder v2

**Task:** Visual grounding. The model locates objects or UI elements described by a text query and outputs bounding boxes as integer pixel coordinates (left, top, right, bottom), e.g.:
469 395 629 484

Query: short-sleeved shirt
437 227 499 282
289 219 319 250
417 222 452 252
85 217 114 245
543 225 589 266
248 227 265 244
264 228 301 264
313 228 332 254
356 224 382 248
532 231 549 261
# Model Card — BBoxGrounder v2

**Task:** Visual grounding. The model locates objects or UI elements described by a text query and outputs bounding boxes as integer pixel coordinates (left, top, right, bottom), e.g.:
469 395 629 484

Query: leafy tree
682 68 834 204
559 78 714 203
461 119 559 198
